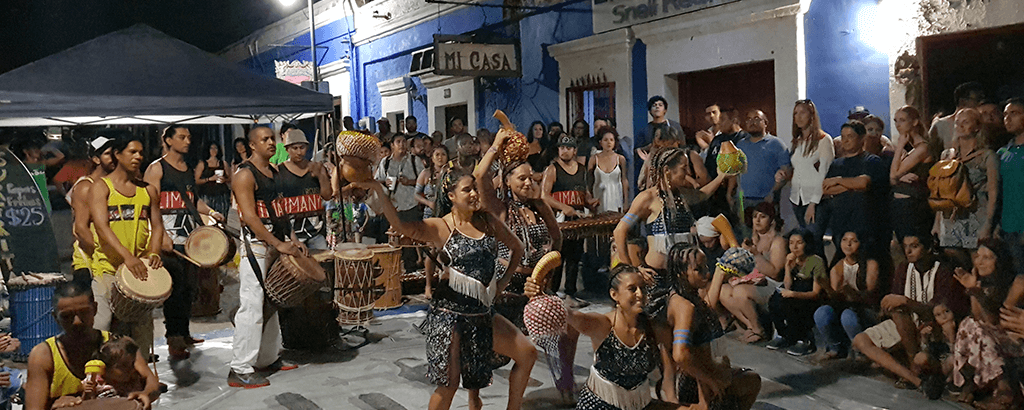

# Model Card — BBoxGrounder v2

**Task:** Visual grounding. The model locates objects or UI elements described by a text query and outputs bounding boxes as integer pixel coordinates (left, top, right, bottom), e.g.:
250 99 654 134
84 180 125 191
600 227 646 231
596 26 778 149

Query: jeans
791 201 826 259
551 238 584 296
163 245 196 338
814 305 871 354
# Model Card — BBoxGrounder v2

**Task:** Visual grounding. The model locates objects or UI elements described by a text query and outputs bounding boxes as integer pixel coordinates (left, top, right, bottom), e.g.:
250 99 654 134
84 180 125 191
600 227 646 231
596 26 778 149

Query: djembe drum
368 245 403 309
184 225 236 267
265 253 326 308
71 398 143 410
111 264 172 322
280 250 340 350
334 243 385 325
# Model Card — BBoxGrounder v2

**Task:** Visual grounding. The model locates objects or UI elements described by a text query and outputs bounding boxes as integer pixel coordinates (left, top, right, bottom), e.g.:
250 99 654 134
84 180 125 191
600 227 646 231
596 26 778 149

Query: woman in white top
788 99 834 233
588 126 629 213
813 231 880 360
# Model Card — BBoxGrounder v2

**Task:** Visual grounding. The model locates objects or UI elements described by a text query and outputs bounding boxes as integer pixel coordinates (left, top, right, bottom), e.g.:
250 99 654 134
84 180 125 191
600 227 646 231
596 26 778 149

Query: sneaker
786 340 817 356
227 370 270 388
255 358 298 373
185 336 205 345
765 337 793 351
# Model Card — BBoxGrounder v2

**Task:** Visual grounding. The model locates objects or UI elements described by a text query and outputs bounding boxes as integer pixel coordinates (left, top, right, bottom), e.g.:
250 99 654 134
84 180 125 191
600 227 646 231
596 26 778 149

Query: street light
279 0 319 91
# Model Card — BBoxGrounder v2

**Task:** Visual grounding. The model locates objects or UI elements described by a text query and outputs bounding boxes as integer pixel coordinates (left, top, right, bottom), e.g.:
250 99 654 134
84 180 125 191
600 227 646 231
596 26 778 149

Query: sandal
741 330 767 344
894 379 916 390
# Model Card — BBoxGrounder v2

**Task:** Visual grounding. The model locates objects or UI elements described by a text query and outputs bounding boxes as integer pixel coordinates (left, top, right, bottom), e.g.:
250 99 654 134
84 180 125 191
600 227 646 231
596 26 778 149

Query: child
89 338 147 398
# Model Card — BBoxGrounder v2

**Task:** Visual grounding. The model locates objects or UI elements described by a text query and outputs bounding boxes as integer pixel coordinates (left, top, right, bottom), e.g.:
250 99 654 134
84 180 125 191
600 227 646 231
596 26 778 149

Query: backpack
927 154 979 214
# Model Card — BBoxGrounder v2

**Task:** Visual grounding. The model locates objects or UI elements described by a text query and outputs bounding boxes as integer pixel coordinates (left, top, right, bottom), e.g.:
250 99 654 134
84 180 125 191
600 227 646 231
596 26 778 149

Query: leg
853 332 920 386
492 315 538 410
652 323 678 403
162 247 195 358
561 238 584 296
230 242 271 375
767 290 788 341
722 284 765 336
891 312 920 361
429 331 461 410
91 275 114 332
839 309 865 349
814 305 844 354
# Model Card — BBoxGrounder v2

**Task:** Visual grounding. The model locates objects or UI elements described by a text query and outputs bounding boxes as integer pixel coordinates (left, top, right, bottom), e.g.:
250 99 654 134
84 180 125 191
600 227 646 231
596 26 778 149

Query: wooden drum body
368 245 402 309
334 244 385 325
184 226 236 267
265 254 327 308
111 265 172 322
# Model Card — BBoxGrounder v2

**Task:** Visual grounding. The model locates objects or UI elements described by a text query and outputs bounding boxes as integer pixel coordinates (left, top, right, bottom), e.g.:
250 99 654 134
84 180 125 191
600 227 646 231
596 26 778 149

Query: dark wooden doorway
444 104 468 138
918 22 1024 119
676 60 776 143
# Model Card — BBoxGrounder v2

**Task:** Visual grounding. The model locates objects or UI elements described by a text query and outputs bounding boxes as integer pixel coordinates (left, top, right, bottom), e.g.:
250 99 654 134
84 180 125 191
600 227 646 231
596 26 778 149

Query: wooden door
677 60 776 143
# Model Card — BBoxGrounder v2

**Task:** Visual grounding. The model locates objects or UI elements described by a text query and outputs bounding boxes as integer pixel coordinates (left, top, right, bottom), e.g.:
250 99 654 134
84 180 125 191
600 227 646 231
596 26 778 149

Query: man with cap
68 135 118 287
278 129 333 250
376 118 396 144
542 134 597 306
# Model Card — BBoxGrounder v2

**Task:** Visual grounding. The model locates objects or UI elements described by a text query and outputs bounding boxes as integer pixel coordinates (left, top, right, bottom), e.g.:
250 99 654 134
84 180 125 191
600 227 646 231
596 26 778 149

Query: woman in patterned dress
356 169 527 410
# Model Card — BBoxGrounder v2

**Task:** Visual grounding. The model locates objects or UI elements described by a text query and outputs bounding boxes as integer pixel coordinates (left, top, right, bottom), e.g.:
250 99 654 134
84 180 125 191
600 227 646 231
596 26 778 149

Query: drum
334 243 385 325
265 253 327 308
111 264 172 322
280 289 339 351
71 398 143 410
369 245 403 309
191 267 222 317
184 226 236 267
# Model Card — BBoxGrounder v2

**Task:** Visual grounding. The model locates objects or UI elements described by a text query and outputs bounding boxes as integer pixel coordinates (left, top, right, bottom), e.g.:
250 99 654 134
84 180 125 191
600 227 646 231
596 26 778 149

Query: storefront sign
0 148 59 274
275 60 314 85
433 35 521 77
592 0 740 33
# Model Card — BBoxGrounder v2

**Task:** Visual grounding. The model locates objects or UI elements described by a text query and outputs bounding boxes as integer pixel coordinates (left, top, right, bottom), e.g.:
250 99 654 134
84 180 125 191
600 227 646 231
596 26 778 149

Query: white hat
695 216 719 238
90 136 111 151
283 129 308 146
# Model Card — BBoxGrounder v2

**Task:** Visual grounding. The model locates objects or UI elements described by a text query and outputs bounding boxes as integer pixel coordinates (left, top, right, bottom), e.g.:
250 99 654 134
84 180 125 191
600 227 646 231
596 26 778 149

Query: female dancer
358 170 529 410
890 105 941 242
613 147 732 400
475 130 570 399
667 245 762 410
526 265 670 410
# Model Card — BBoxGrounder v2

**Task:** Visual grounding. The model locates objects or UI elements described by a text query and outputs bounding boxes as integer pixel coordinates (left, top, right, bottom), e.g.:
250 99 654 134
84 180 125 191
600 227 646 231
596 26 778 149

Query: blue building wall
804 0 892 137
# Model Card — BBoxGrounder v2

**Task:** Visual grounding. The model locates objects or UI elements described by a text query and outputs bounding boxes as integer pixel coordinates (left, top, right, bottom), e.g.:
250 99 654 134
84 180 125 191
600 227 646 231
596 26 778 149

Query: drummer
475 130 576 401
541 135 596 306
25 281 160 410
68 135 117 287
276 128 333 250
143 125 224 360
88 134 165 359
228 126 305 389
352 169 527 410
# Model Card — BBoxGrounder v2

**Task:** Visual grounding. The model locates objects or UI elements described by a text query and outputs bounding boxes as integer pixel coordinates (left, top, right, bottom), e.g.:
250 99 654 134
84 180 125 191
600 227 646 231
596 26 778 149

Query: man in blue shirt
736 109 791 207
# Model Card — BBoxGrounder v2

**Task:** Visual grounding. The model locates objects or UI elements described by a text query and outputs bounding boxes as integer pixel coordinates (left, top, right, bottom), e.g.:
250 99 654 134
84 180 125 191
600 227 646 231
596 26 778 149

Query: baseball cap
90 136 112 151
283 128 308 146
557 135 577 148
847 106 870 120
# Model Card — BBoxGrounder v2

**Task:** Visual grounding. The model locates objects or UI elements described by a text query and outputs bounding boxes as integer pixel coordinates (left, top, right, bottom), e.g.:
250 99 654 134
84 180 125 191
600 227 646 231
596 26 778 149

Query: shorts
751 277 782 307
863 319 901 349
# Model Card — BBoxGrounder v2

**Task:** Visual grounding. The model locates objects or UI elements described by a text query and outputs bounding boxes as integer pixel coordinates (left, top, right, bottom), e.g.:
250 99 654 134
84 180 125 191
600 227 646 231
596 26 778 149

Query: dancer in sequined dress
355 169 526 410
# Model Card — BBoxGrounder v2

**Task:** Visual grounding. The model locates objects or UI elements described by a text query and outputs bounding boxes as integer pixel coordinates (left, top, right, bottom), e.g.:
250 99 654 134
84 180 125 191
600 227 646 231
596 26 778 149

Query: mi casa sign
433 35 521 77
592 0 740 33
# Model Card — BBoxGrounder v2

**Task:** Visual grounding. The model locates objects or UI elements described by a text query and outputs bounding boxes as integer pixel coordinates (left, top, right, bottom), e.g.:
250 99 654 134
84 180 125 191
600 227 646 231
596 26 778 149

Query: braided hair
665 243 723 339
648 147 694 232
434 167 475 217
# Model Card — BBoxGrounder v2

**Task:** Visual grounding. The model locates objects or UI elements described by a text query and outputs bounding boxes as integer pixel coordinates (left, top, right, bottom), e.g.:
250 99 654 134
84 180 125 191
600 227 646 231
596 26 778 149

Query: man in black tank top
228 126 305 388
143 126 225 362
278 129 333 249
542 135 596 305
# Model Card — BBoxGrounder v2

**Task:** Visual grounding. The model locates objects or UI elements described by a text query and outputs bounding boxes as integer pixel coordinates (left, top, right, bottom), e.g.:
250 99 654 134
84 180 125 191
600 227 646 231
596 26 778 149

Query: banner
433 35 521 77
592 0 740 33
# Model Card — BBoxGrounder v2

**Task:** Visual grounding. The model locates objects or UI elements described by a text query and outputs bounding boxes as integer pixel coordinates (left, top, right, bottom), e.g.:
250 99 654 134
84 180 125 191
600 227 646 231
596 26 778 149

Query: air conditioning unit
409 48 435 77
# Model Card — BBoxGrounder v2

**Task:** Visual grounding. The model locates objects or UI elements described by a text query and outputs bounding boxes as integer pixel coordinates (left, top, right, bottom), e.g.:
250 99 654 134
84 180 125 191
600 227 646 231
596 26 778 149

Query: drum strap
242 238 272 303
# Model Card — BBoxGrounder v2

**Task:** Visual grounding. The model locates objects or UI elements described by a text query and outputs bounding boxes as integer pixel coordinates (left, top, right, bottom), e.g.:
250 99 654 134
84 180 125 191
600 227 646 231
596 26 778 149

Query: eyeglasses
747 117 765 123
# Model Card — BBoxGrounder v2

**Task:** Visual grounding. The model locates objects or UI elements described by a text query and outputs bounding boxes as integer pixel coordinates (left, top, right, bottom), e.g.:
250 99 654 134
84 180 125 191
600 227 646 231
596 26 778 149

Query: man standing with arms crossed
229 126 305 388
144 125 224 361
88 135 165 358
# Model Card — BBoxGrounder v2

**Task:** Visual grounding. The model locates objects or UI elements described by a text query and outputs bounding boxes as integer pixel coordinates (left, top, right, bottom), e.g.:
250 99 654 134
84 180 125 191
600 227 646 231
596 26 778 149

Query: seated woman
814 231 882 360
767 229 828 356
951 239 1021 408
355 170 530 410
668 245 762 410
719 202 787 343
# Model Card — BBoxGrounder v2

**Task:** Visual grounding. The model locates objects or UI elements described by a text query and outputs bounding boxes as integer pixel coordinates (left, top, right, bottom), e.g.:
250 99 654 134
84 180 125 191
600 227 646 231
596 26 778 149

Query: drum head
311 250 336 263
185 227 229 258
286 254 327 282
367 244 400 255
71 397 142 410
336 242 373 260
116 264 172 301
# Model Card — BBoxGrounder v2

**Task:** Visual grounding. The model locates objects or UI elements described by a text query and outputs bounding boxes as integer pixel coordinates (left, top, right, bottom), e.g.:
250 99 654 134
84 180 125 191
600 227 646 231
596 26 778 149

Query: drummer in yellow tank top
90 177 153 277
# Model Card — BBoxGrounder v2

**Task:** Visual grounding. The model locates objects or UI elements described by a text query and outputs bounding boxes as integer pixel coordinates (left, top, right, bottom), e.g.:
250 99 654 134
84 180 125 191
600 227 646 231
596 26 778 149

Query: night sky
0 0 312 74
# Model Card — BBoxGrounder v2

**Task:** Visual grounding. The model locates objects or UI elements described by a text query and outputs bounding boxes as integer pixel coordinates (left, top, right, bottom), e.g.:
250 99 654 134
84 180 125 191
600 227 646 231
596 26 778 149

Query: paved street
147 274 969 410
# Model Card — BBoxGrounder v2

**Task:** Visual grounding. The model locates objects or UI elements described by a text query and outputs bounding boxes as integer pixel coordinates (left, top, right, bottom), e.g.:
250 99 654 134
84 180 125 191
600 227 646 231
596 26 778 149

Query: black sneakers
786 340 817 356
765 337 794 351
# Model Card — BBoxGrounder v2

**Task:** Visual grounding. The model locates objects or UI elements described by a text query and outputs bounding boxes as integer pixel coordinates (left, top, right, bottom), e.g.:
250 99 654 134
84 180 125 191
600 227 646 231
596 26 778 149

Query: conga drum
334 243 384 325
369 245 403 309
265 253 326 308
111 264 172 322
184 226 236 267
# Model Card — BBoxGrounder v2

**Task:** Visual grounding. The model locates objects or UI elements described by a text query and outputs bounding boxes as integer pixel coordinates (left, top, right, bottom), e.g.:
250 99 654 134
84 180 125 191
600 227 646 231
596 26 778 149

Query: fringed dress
578 330 659 410
421 225 499 389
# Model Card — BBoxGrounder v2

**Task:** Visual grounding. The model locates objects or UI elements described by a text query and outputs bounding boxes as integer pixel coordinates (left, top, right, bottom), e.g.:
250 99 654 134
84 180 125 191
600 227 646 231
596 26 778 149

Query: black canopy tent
0 24 332 126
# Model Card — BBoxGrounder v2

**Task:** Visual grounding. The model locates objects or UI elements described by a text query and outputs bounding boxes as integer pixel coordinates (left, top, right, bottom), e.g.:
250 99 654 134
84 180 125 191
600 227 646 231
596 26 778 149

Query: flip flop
741 330 767 344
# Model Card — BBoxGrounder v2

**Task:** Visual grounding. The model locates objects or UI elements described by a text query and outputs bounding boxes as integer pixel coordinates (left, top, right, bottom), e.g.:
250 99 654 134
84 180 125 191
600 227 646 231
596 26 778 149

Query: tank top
275 165 325 241
91 178 151 277
198 159 230 197
69 176 99 271
46 331 111 399
239 162 285 242
551 161 586 208
892 144 933 198
594 163 623 213
436 221 498 314
842 261 861 291
158 159 199 245
585 328 658 409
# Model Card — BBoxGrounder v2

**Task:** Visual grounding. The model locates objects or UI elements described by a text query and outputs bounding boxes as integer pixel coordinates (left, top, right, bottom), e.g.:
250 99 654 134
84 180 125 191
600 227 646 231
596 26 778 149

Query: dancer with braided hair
664 244 762 410
613 147 733 401
354 169 527 410
476 129 578 402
